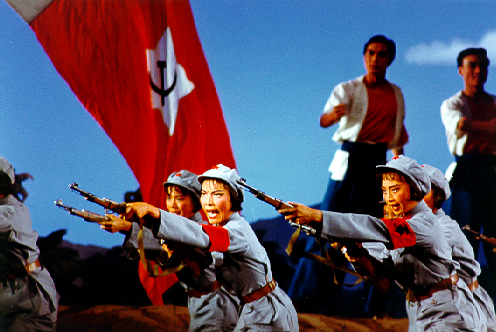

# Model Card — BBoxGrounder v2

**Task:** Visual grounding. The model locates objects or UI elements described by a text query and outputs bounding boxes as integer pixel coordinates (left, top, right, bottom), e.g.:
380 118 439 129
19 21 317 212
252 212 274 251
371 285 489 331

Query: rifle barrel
55 199 109 223
69 182 126 213
236 178 316 235
289 221 317 236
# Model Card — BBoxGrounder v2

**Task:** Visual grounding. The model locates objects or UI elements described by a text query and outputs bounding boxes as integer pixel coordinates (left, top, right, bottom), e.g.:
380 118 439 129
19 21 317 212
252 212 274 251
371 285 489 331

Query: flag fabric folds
7 0 236 305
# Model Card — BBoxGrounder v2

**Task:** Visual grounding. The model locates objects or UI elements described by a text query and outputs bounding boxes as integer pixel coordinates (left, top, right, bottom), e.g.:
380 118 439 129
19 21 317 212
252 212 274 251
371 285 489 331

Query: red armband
201 224 230 252
380 217 416 249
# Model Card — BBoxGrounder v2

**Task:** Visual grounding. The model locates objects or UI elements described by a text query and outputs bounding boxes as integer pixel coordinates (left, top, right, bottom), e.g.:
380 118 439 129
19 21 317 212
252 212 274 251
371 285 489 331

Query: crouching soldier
278 155 483 331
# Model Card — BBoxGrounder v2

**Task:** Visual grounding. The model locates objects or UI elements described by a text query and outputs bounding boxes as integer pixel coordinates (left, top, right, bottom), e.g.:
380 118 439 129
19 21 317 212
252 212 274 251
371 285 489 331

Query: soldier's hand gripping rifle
236 178 316 236
69 182 127 214
54 199 110 223
462 225 496 252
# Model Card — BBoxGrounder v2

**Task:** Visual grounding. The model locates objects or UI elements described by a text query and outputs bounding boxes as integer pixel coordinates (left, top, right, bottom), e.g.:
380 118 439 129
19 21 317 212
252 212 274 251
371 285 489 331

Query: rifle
54 199 110 223
235 179 387 288
69 182 127 214
462 225 496 252
236 178 316 236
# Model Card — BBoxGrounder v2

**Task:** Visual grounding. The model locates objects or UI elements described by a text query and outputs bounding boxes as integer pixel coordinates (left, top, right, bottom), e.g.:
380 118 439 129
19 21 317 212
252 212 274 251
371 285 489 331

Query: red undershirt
358 83 398 144
463 92 496 154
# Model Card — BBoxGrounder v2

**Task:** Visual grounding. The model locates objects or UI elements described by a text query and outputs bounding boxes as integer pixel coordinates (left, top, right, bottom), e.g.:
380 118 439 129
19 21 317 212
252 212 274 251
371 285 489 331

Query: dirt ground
57 305 409 332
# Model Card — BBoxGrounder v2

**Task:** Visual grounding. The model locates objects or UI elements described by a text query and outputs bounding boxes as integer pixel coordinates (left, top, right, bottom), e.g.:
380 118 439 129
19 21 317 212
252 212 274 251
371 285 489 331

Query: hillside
57 305 409 332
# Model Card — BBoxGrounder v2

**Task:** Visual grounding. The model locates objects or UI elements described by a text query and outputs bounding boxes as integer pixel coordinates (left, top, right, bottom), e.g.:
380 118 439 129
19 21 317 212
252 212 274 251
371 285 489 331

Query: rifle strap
286 226 368 285
137 226 184 277
285 226 301 256
300 250 367 283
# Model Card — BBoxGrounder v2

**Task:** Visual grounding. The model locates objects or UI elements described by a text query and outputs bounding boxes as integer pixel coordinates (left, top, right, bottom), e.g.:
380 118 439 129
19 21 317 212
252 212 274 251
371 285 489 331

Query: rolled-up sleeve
441 98 464 138
440 93 470 156
323 82 351 114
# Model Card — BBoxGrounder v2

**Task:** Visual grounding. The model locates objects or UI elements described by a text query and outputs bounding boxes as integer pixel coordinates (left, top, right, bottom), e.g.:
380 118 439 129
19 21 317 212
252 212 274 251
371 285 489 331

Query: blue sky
2 0 496 247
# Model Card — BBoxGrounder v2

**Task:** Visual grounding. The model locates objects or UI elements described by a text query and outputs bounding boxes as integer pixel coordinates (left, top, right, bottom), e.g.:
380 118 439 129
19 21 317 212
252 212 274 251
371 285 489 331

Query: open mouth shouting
201 179 233 225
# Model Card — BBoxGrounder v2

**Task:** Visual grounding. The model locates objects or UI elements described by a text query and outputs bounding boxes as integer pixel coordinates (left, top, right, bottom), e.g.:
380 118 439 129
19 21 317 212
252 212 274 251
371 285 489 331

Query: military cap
376 155 431 196
422 164 451 200
198 164 244 203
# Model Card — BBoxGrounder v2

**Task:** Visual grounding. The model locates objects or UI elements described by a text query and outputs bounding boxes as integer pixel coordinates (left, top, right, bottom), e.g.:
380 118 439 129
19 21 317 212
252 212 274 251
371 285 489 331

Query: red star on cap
175 172 182 177
392 156 400 160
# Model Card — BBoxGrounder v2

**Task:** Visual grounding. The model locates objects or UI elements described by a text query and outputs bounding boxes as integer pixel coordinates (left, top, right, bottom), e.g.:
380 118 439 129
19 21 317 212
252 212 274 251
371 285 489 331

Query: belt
4 259 41 279
467 278 479 292
407 274 459 303
341 141 387 154
25 259 41 274
187 280 221 298
241 279 276 304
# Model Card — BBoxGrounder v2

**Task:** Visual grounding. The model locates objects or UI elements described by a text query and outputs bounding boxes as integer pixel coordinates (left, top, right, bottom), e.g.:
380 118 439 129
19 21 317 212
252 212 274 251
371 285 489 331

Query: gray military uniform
0 195 59 331
124 212 239 332
320 200 482 331
151 211 299 332
436 209 495 331
403 208 490 332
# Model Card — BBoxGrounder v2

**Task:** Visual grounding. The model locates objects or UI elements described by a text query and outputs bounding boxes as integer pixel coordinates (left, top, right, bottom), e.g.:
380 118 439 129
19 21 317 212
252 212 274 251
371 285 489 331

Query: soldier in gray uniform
122 164 299 332
101 170 239 331
278 155 482 331
0 157 59 331
419 164 496 332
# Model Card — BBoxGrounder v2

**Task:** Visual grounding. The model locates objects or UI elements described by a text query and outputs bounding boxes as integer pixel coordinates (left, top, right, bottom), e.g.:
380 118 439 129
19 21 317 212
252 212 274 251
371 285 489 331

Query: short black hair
377 171 424 202
457 47 490 67
201 178 243 213
430 183 447 210
363 35 396 64
164 184 202 213
0 172 14 196
224 181 243 212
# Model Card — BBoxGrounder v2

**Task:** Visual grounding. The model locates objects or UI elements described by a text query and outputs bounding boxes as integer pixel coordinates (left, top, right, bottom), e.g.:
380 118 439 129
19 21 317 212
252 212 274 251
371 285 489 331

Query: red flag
138 263 179 306
9 0 236 305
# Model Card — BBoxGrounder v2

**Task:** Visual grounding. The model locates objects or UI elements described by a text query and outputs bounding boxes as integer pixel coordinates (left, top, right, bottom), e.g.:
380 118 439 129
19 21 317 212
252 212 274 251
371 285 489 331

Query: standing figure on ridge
320 34 408 218
288 35 409 316
440 47 496 301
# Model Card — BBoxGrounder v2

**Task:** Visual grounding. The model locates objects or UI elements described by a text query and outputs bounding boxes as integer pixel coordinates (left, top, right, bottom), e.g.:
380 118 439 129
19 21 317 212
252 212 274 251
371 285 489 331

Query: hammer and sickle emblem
395 223 411 236
149 60 177 106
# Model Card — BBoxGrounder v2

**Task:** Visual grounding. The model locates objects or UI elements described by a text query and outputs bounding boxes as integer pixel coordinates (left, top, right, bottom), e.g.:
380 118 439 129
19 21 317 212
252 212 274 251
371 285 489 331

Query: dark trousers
321 141 387 218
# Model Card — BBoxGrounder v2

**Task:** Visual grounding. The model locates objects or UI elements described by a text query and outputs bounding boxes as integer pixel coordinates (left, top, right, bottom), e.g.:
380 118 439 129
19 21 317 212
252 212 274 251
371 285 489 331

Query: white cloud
405 31 496 65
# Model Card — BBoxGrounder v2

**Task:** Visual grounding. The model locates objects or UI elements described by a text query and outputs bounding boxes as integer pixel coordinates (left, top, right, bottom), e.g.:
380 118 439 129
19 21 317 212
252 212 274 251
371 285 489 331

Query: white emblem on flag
147 28 194 136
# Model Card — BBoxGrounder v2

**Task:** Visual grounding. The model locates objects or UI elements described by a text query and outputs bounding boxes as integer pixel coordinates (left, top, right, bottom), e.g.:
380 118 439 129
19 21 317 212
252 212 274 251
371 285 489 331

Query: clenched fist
123 202 161 228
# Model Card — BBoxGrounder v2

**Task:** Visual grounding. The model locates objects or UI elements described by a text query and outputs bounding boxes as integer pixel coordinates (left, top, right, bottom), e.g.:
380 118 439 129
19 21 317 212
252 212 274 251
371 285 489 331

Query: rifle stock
236 178 316 236
69 182 127 214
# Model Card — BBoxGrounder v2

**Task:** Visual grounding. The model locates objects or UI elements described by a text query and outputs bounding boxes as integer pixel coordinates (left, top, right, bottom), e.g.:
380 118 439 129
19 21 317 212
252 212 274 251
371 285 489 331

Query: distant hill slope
57 304 409 332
